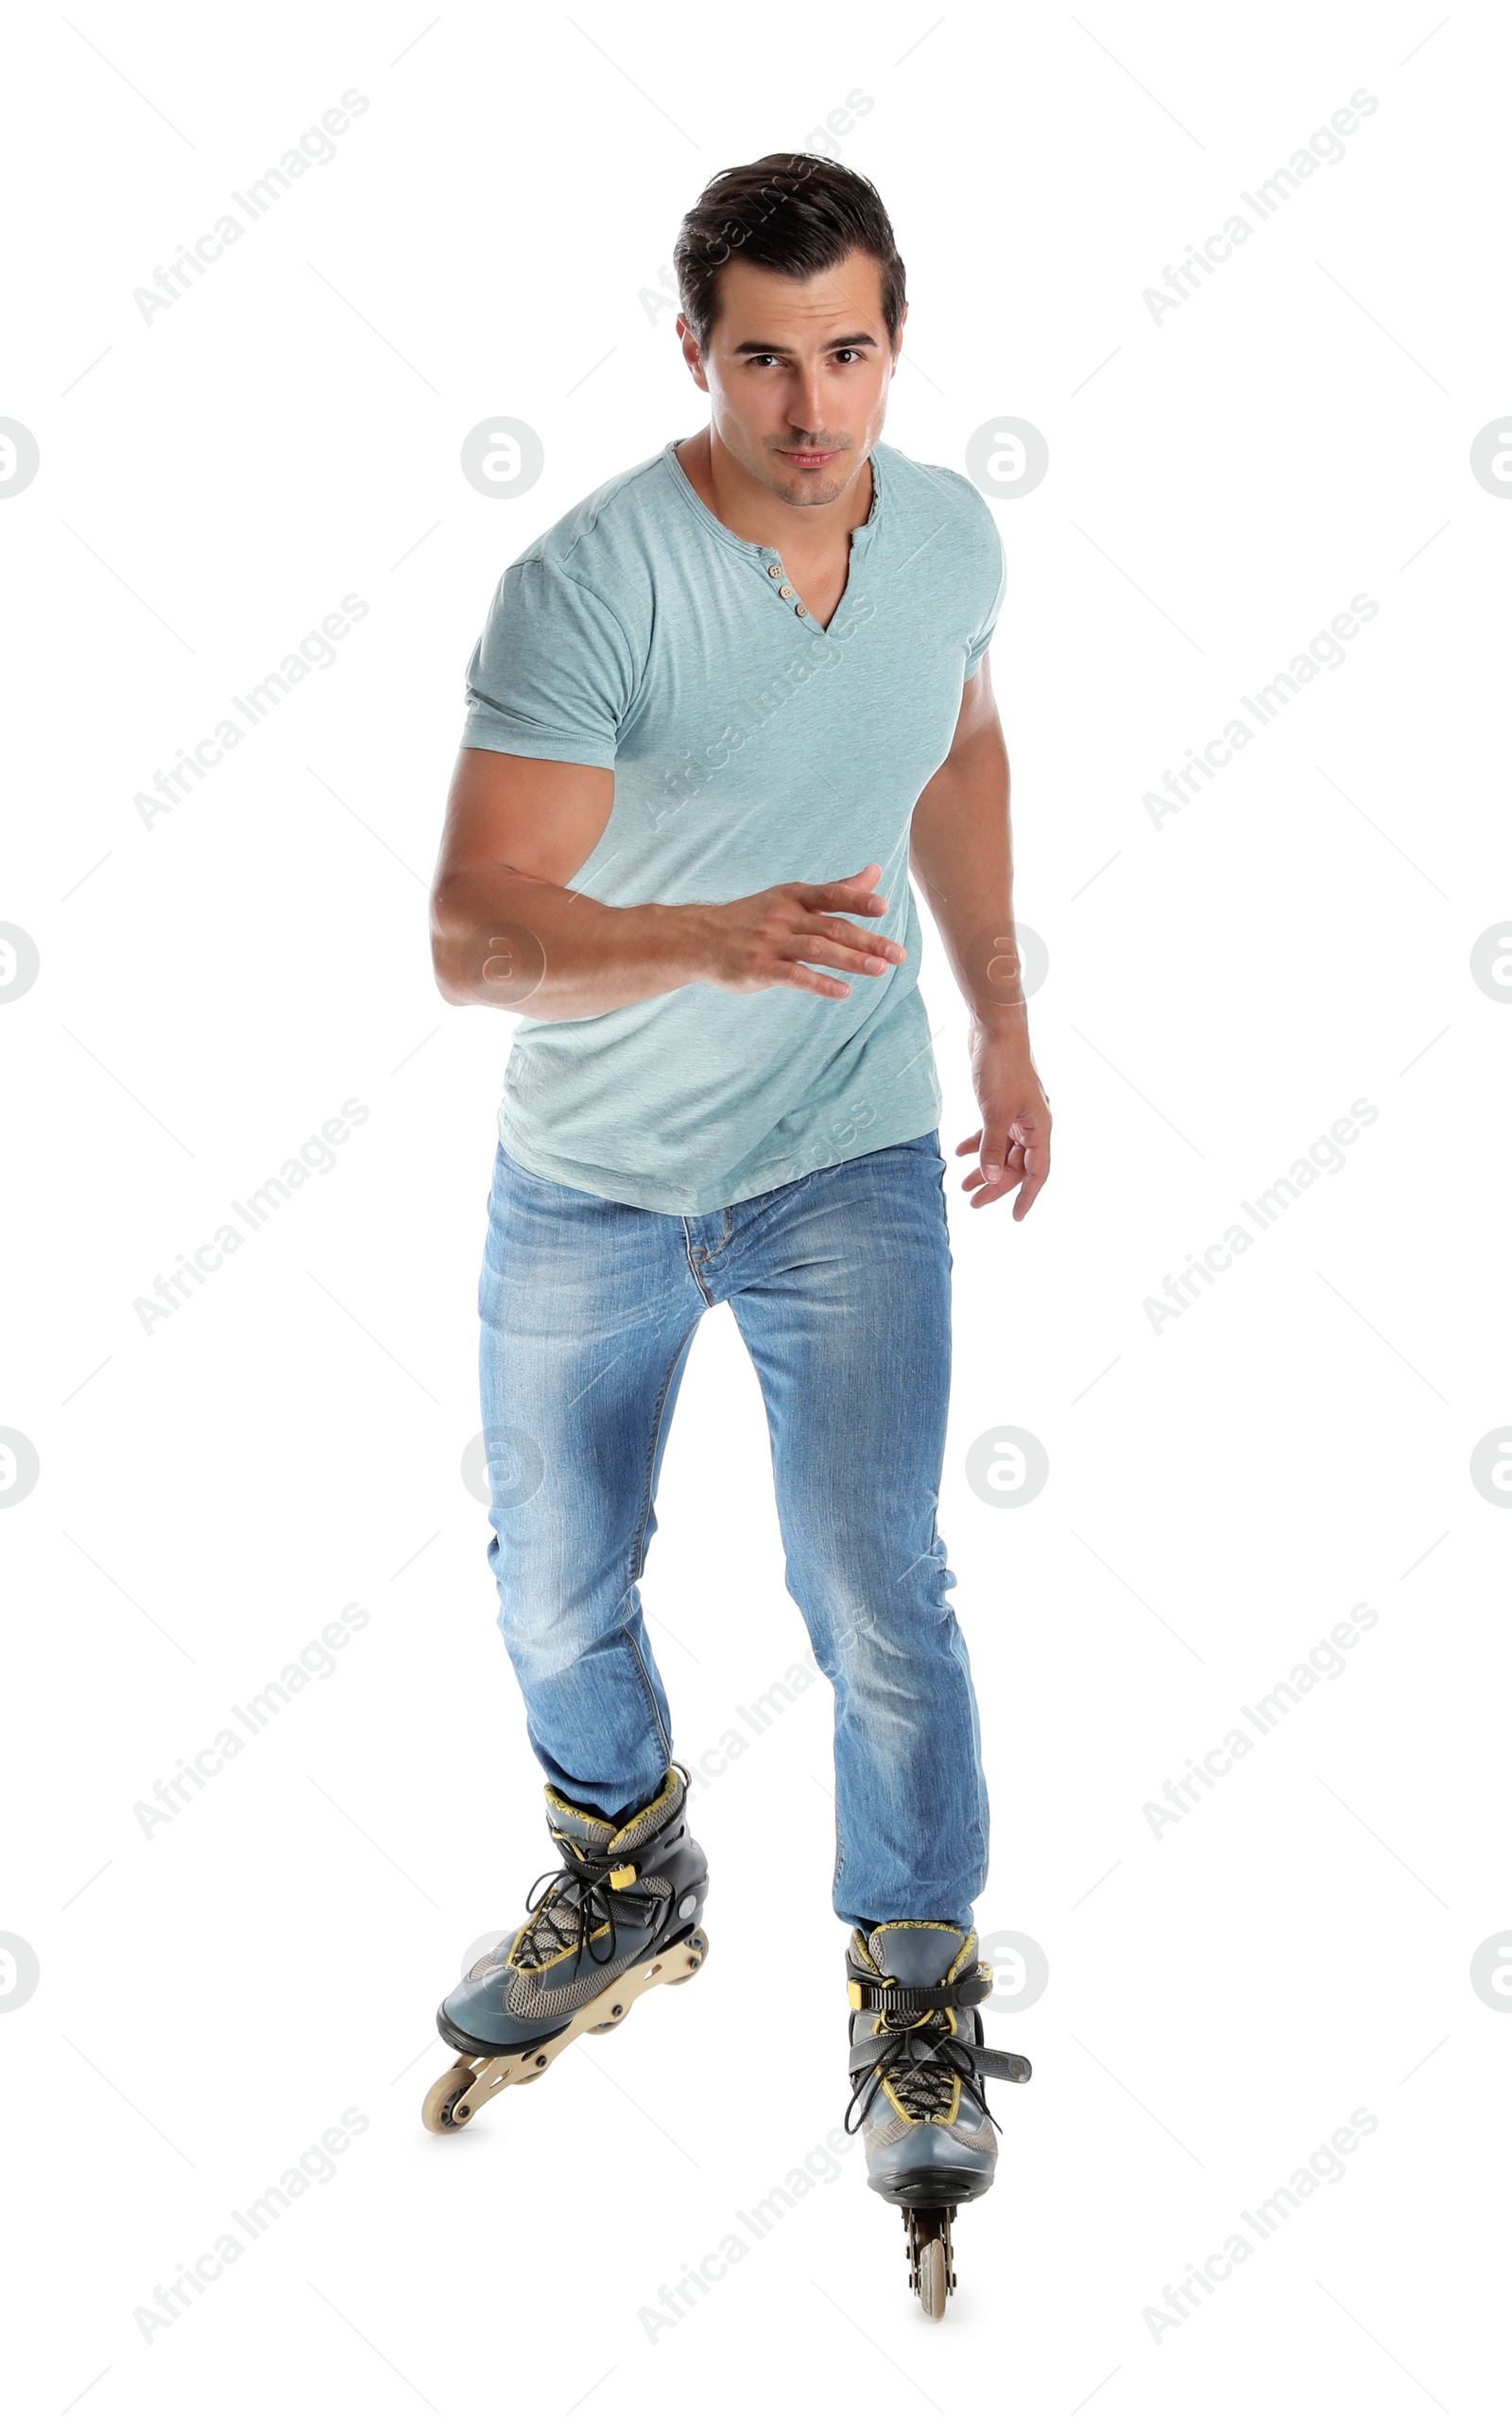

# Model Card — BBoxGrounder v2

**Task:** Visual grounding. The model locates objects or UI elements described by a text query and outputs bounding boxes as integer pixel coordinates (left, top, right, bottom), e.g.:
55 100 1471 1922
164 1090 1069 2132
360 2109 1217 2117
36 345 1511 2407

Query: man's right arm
429 747 908 1022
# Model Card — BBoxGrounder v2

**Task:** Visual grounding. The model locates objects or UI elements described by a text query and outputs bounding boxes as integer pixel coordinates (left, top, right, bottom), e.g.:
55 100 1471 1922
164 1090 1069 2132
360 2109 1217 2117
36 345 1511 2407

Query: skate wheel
421 2064 477 2134
918 2235 949 2320
587 2002 626 2035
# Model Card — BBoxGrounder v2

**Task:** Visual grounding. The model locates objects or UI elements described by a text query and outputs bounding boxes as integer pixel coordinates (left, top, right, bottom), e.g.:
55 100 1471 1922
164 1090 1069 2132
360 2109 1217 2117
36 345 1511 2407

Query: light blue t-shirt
460 434 1005 1216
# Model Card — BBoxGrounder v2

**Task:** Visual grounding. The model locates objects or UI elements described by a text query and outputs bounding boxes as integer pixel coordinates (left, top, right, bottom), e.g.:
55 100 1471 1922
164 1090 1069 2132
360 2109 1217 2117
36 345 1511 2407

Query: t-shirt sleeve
460 555 638 767
964 514 1006 680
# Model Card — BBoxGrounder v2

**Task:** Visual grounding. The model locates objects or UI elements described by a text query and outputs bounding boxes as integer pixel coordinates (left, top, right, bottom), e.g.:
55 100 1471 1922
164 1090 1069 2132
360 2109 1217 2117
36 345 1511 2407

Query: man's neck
676 427 873 560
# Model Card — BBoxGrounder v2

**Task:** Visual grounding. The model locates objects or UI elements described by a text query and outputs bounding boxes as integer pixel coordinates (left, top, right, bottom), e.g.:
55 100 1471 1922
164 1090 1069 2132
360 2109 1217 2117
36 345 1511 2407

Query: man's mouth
777 445 843 468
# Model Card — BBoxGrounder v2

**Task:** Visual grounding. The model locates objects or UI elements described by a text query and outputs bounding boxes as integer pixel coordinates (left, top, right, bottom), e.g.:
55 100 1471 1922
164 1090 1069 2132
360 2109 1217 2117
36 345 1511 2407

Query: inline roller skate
844 1921 1030 2318
422 1763 709 2132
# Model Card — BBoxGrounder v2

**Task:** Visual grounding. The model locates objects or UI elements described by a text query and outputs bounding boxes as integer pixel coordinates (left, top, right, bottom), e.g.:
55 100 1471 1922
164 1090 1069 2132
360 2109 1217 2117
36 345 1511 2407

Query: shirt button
766 563 782 578
778 583 795 600
794 603 809 617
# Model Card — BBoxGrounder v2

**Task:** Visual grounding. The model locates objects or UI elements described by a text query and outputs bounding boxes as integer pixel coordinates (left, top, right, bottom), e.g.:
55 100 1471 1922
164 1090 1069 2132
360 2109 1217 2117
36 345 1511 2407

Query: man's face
679 249 902 509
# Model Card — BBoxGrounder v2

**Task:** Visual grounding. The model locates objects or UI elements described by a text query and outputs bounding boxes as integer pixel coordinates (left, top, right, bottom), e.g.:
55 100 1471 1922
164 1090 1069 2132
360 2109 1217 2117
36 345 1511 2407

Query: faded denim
477 1129 988 1929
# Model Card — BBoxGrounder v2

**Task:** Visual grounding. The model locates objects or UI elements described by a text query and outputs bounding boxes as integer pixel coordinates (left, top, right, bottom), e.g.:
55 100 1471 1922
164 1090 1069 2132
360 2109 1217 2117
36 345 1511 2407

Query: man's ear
677 318 710 391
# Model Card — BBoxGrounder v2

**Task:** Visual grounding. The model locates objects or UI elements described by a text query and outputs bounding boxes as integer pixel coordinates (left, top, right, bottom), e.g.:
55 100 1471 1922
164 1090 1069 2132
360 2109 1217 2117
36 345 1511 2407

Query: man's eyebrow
729 332 880 355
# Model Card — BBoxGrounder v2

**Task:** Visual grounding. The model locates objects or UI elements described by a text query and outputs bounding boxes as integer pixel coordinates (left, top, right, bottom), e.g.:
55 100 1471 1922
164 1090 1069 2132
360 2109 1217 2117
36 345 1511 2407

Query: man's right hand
433 754 907 1022
687 863 906 1000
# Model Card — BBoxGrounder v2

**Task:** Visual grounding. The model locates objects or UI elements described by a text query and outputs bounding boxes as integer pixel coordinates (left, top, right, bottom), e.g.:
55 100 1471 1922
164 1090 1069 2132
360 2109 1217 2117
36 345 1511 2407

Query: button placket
761 559 814 621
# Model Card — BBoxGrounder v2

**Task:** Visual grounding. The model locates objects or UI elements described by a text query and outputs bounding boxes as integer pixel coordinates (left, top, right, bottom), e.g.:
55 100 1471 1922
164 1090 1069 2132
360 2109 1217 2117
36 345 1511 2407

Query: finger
1010 1139 1051 1220
825 915 905 952
811 917 906 964
985 1129 1031 1186
782 928 902 976
976 1114 1013 1183
812 862 882 890
960 1144 1025 1203
789 942 890 977
778 961 851 999
955 1131 1026 1197
804 867 887 914
954 1129 1028 1204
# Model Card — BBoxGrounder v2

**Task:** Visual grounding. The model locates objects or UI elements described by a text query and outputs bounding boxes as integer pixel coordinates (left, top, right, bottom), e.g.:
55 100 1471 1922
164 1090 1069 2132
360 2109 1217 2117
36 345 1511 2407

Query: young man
422 154 1048 2308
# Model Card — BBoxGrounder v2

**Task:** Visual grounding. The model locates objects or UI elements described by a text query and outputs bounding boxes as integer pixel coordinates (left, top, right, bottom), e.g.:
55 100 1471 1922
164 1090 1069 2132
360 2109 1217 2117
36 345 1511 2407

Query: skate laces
845 1999 999 2136
513 1848 650 1973
511 1770 689 1974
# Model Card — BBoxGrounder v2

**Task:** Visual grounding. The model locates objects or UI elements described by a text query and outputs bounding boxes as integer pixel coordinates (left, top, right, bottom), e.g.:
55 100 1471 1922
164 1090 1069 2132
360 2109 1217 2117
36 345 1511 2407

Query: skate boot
421 1763 709 2133
844 1921 1030 2319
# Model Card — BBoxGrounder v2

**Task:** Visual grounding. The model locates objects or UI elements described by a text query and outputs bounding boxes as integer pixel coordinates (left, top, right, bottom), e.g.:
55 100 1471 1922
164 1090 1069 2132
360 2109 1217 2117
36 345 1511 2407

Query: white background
3 2 1508 2422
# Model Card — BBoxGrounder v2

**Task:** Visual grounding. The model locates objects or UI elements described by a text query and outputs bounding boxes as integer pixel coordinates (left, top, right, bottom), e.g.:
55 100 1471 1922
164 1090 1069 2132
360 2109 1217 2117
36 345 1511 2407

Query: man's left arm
908 654 1052 1217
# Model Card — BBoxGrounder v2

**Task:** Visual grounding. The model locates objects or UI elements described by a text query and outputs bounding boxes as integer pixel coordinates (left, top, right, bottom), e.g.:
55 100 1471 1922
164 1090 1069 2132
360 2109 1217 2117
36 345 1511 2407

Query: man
421 152 1047 2310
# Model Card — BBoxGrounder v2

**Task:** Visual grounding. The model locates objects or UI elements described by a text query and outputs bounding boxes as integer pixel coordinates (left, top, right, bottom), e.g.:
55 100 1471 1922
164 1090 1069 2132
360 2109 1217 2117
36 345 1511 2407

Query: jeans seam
617 1613 673 1777
621 1320 701 1771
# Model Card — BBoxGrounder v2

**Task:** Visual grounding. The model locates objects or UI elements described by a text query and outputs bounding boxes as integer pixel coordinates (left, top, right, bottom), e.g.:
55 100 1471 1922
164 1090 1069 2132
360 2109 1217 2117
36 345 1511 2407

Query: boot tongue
868 1922 971 1988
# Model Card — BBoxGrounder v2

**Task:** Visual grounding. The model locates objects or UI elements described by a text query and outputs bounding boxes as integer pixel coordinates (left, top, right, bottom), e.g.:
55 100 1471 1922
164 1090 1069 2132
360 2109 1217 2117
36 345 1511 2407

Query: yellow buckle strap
609 1862 637 1889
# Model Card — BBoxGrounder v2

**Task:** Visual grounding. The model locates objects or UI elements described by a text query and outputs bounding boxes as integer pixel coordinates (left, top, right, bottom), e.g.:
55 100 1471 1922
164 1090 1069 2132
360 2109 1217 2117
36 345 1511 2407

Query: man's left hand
954 1036 1052 1216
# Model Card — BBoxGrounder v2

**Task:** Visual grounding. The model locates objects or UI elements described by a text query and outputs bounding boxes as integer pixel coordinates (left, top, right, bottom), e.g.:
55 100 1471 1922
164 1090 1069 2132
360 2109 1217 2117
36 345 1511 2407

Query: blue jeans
476 1129 989 1930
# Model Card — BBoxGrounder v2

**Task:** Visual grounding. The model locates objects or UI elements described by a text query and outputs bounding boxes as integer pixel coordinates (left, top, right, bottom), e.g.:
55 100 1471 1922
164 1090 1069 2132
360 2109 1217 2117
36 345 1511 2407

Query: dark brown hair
673 152 906 356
